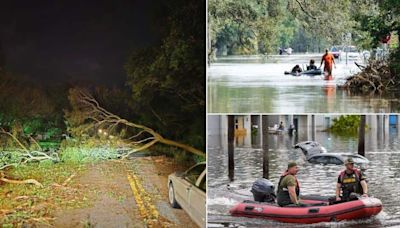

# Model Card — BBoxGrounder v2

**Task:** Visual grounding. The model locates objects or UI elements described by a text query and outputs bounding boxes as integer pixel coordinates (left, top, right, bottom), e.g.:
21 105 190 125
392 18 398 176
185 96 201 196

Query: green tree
354 0 400 75
125 0 205 151
209 0 286 55
208 0 382 55
0 71 66 140
330 115 368 136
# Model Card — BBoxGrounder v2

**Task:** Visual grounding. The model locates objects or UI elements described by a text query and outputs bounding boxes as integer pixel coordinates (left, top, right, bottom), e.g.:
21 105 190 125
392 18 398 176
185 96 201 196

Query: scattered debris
0 171 43 187
339 60 398 93
66 88 205 158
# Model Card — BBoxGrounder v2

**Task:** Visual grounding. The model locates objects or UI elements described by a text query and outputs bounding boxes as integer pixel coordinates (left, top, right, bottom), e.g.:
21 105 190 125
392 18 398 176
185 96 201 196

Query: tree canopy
208 0 398 56
125 0 205 151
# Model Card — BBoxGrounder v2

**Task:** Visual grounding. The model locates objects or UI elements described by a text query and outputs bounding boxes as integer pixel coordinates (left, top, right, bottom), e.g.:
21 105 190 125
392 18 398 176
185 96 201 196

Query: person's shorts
324 66 332 75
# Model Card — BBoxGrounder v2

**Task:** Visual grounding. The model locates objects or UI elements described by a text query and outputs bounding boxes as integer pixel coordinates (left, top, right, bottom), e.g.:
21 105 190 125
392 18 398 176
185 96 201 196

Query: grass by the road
0 161 91 227
0 154 197 227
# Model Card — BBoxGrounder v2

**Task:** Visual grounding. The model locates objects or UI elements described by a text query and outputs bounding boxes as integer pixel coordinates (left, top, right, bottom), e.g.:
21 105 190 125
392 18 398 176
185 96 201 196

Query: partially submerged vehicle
294 141 327 157
307 153 369 168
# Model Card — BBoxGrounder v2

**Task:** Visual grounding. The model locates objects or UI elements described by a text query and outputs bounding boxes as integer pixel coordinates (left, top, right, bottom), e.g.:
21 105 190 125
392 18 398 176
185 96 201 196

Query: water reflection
208 55 400 113
208 117 400 227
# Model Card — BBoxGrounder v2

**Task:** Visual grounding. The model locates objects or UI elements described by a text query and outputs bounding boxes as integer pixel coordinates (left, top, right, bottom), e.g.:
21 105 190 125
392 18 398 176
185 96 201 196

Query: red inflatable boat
230 196 382 224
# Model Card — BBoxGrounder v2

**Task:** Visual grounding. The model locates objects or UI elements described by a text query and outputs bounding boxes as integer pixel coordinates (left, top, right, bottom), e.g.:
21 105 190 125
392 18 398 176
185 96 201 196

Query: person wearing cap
335 158 368 202
277 161 301 207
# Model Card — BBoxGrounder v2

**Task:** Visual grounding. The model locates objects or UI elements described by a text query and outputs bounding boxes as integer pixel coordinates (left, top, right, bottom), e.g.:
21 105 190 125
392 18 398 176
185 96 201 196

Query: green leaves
209 0 286 55
330 115 367 137
209 0 400 54
124 0 205 151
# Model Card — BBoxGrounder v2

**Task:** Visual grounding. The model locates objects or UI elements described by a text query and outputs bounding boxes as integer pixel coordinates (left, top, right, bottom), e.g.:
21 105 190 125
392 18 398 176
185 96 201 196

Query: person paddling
320 49 336 80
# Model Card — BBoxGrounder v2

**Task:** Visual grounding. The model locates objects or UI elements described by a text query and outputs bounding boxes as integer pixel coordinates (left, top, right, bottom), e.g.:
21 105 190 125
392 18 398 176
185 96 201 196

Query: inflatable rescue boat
230 196 382 224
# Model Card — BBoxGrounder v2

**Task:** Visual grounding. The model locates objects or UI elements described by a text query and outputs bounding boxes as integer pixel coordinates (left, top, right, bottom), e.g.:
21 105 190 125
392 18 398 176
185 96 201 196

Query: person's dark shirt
291 66 302 73
307 64 317 70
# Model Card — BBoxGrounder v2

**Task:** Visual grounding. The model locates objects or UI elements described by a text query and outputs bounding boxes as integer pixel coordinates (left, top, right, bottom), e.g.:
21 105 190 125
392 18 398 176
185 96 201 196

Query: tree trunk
228 115 235 181
358 115 366 156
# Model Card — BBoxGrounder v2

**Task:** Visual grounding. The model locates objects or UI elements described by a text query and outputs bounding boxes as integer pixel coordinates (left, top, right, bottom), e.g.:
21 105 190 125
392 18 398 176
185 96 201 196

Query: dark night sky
0 0 162 86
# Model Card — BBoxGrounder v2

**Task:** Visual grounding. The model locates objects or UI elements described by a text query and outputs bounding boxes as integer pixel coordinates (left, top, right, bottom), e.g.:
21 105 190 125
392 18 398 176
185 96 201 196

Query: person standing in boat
277 162 301 206
320 49 336 80
335 158 368 202
307 59 318 70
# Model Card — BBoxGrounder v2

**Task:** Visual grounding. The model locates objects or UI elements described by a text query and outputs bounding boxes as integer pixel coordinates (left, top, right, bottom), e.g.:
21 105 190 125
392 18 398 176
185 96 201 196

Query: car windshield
184 163 205 184
331 47 338 52
309 155 327 163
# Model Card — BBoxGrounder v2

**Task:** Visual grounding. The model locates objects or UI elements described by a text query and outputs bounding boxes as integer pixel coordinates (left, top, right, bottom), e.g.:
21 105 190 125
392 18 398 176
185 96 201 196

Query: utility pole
311 114 315 141
228 115 235 181
262 115 269 179
358 115 366 156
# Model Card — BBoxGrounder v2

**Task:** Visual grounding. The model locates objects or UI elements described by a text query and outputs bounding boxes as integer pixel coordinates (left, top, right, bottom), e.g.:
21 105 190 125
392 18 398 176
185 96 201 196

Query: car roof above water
308 153 369 163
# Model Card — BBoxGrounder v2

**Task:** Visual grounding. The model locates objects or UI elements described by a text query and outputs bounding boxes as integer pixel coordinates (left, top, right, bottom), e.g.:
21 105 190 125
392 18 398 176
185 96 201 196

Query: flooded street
207 119 400 227
208 54 400 113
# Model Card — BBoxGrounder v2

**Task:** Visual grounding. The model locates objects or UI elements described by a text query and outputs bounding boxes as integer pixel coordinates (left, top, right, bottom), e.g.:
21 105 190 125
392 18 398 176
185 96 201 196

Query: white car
342 46 360 59
168 162 206 228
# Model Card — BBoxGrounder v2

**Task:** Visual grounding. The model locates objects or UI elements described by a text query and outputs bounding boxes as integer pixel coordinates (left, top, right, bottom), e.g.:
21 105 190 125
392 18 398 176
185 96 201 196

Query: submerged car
168 162 206 228
342 46 360 59
294 141 327 157
307 153 369 168
330 46 341 58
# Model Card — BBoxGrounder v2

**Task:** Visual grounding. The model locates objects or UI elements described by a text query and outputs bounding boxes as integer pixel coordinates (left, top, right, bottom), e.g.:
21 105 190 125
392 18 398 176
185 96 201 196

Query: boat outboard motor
251 178 276 203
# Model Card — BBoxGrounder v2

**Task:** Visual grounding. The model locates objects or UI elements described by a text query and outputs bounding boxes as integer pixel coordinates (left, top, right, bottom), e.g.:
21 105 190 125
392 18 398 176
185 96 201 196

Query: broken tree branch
0 172 43 187
339 60 398 93
295 0 317 20
0 128 57 187
67 88 205 158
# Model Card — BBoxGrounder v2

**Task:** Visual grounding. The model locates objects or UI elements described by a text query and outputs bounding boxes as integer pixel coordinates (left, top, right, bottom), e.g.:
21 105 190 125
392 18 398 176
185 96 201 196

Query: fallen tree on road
0 128 59 187
65 87 205 158
0 87 205 187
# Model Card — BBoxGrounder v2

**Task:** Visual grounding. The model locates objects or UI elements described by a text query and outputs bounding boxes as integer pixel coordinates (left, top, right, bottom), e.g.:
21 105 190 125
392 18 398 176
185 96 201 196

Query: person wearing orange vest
320 49 336 80
335 158 368 202
277 161 300 206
